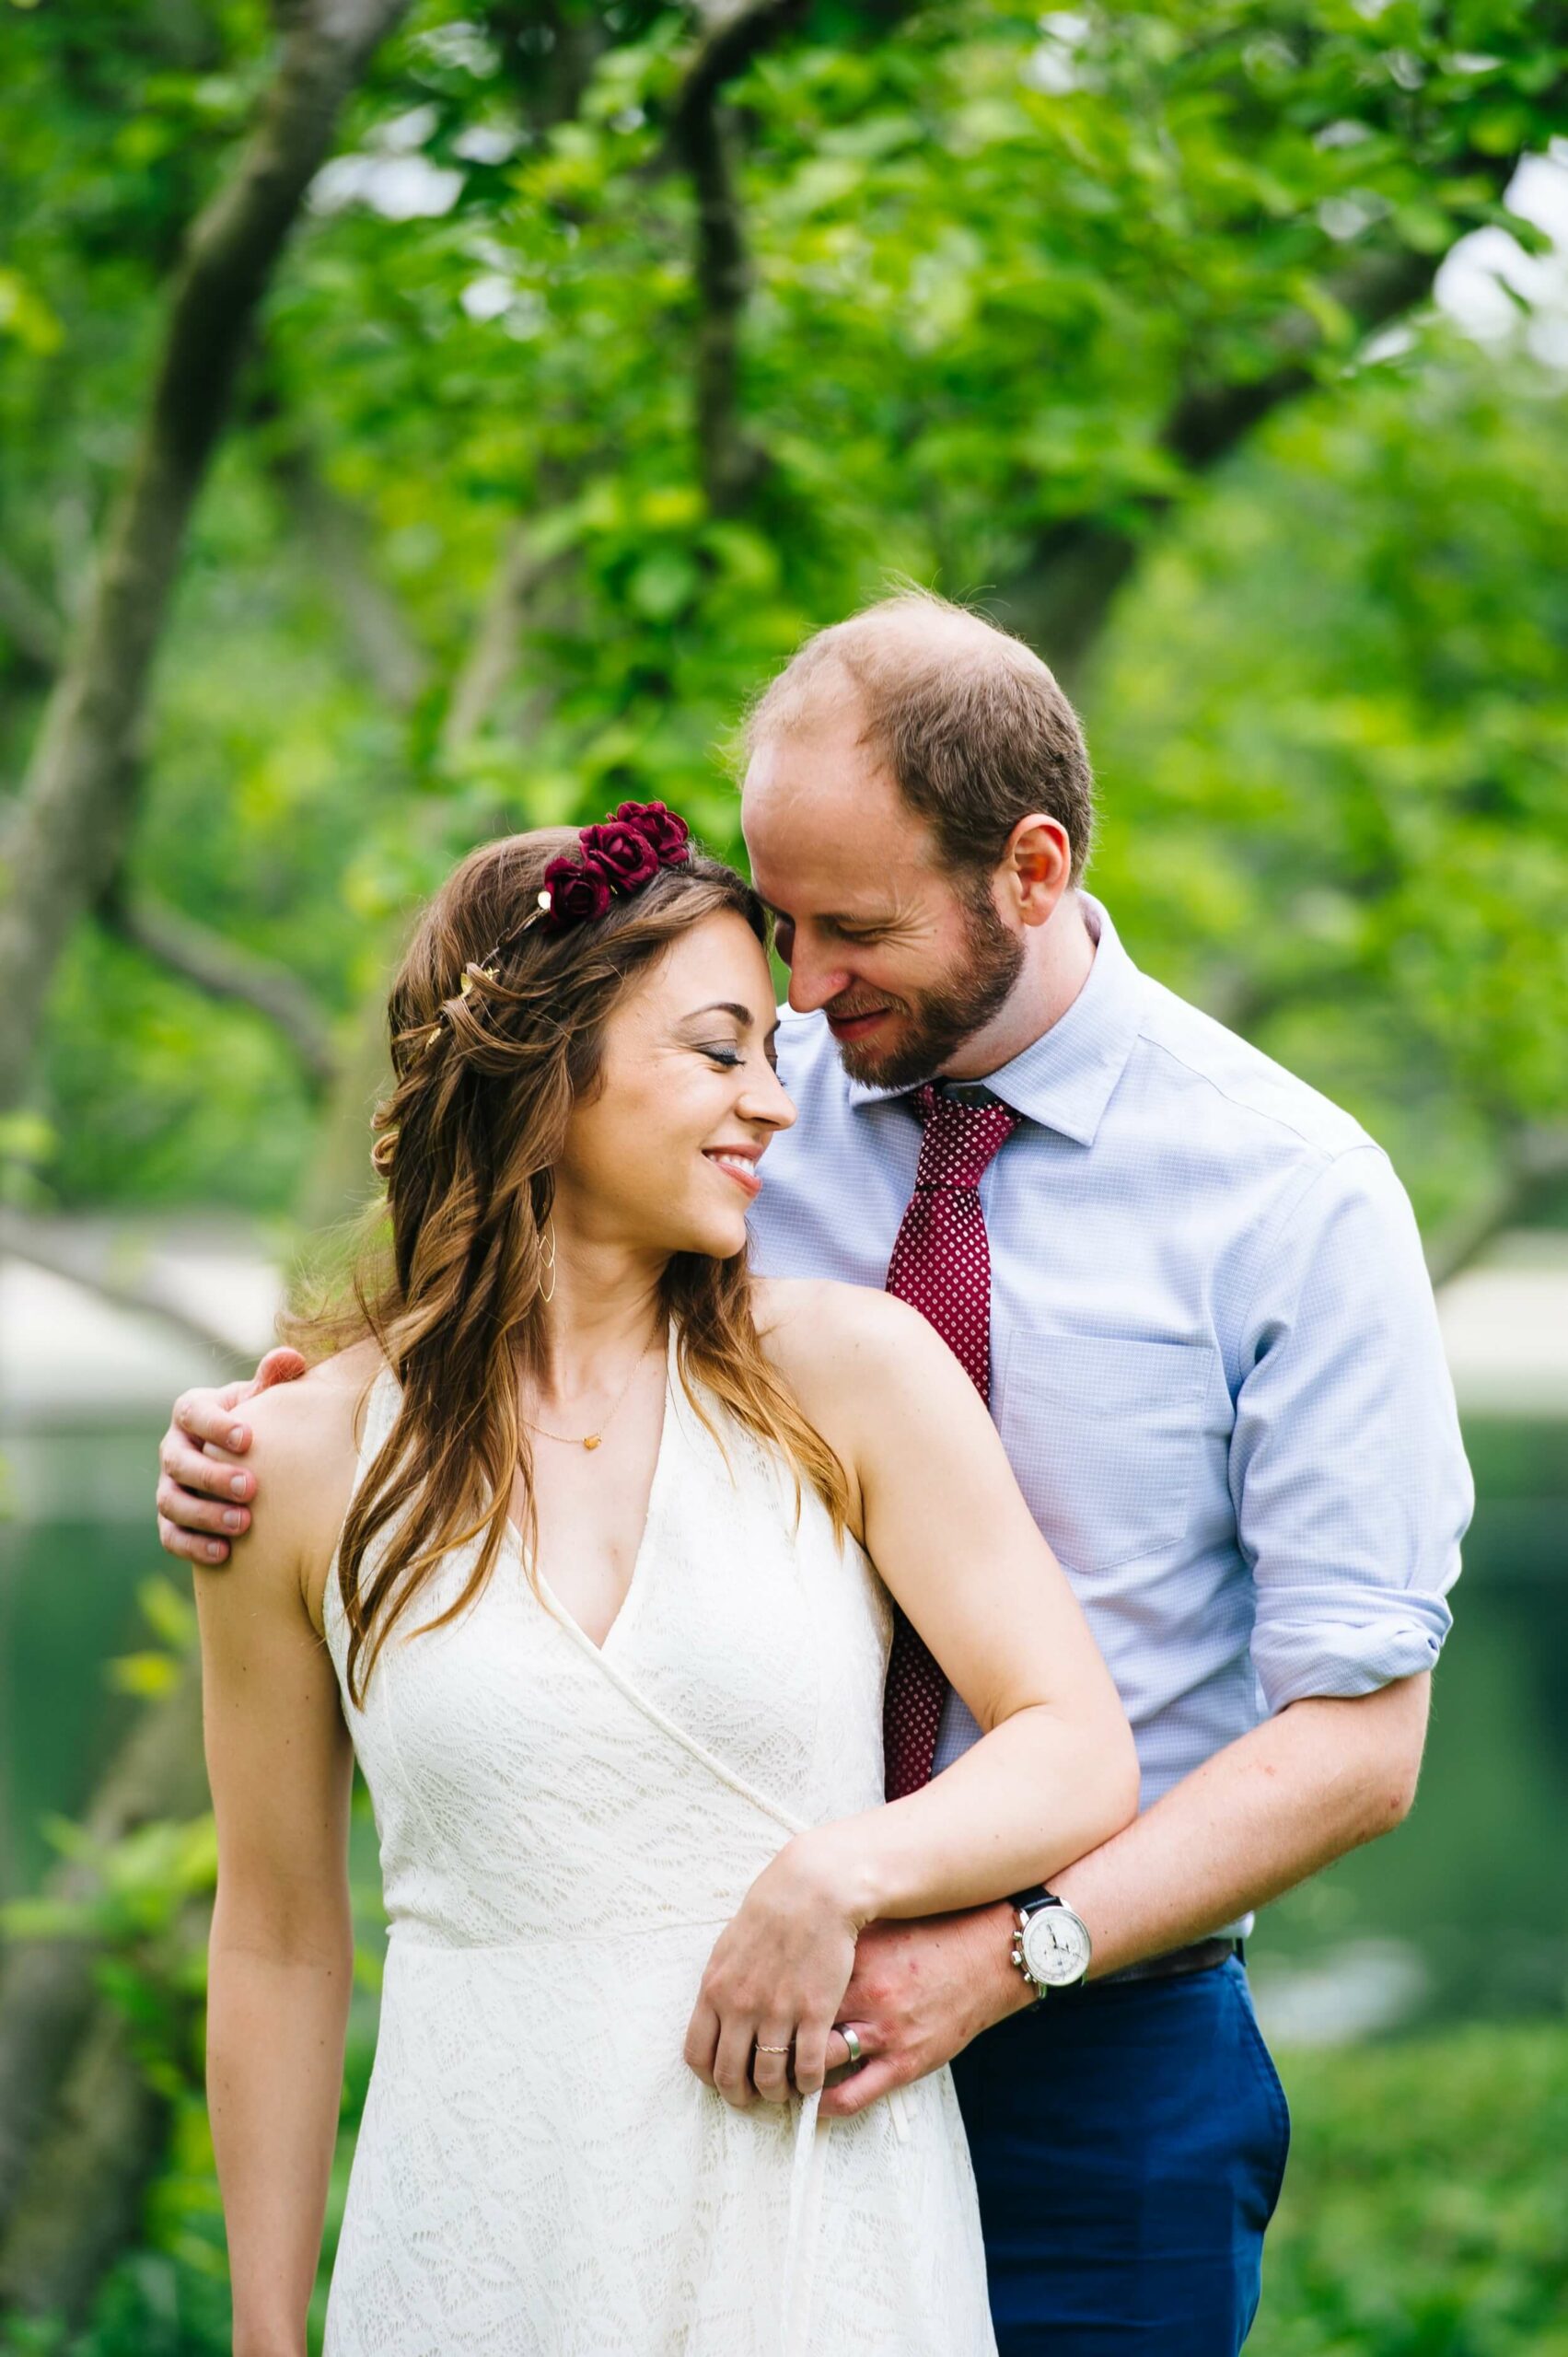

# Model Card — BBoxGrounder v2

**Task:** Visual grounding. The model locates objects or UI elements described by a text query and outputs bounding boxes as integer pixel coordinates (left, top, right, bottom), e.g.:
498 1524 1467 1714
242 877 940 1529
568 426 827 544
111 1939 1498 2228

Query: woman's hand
683 1830 865 2107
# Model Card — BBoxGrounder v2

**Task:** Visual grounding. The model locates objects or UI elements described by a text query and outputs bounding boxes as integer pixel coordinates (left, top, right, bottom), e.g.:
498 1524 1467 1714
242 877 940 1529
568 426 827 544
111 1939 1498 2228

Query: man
157 591 1470 2352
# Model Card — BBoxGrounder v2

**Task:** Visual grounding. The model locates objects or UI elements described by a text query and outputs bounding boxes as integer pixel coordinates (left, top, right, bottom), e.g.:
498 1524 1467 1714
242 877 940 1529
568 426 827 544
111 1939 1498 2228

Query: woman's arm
686 1284 1139 2107
193 1375 359 2357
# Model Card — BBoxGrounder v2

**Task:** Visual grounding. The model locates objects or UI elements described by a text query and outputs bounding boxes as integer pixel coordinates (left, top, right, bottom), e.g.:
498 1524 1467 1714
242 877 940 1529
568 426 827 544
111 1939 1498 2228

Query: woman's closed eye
699 1042 779 1077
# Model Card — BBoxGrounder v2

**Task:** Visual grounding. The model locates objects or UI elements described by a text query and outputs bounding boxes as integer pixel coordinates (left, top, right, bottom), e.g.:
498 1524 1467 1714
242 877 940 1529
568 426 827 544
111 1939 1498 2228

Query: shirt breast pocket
997 1334 1211 1576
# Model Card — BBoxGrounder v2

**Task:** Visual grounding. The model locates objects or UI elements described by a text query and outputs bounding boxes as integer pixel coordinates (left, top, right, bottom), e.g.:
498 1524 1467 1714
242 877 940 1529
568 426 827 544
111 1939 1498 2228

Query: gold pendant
583 1434 602 1451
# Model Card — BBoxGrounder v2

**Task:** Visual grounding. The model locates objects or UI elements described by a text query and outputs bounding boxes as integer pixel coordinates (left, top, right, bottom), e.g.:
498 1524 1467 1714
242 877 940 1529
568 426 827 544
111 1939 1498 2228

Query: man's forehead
744 761 884 836
744 747 917 847
746 796 944 918
742 705 954 903
750 840 937 932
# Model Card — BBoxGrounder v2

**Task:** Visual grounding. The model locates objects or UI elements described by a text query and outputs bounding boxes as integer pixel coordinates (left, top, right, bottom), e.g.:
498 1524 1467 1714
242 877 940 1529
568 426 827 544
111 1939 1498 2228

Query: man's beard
831 886 1025 1090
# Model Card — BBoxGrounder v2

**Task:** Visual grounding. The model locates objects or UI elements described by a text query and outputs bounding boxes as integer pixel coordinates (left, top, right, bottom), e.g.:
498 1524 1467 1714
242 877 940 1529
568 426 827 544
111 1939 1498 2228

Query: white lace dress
320 1339 996 2357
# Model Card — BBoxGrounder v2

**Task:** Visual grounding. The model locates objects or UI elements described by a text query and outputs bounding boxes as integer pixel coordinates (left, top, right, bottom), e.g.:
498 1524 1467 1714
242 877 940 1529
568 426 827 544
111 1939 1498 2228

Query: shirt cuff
1251 1576 1456 1714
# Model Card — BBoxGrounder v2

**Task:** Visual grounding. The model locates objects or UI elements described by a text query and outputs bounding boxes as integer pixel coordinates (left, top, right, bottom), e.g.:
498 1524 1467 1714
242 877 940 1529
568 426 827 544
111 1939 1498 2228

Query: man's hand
819 1677 1436 2119
156 1349 308 1565
819 1904 1030 2120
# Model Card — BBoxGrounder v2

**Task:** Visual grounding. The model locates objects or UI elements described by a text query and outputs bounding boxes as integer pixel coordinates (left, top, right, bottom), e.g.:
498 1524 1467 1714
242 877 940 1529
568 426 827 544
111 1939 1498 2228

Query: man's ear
1002 815 1073 926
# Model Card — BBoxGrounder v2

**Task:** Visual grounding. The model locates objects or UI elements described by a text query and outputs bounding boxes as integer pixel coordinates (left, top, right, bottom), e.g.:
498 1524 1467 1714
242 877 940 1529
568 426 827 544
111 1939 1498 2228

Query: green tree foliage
1092 351 1568 1238
2 1 1563 1235
1254 2024 1568 2356
6 1995 1564 2352
1 7 1565 2331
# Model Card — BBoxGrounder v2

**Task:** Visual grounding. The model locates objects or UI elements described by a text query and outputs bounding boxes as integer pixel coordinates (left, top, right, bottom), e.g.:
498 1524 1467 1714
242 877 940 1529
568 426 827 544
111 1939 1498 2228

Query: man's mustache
826 992 905 1022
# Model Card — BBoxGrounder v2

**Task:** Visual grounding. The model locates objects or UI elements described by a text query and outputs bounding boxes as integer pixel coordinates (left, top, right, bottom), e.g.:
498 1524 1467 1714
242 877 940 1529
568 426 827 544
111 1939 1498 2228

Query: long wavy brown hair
285 828 849 1707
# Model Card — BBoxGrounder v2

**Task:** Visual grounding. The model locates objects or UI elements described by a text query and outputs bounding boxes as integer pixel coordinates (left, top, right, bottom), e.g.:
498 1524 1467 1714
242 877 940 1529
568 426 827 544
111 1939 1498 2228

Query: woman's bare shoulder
754 1278 944 1410
243 1338 381 1468
214 1340 386 1599
755 1274 936 1348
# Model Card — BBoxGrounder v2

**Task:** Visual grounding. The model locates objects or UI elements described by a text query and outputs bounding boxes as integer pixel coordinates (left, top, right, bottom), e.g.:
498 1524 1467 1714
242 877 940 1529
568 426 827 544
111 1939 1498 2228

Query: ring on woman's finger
754 2041 792 2056
838 2026 864 2069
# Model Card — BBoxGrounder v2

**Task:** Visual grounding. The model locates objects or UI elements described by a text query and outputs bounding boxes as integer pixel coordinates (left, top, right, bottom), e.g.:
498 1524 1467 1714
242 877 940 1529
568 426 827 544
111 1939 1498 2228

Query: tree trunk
0 1995 173 2326
98 879 340 1097
0 0 412 2234
0 0 411 1117
0 1665 209 2264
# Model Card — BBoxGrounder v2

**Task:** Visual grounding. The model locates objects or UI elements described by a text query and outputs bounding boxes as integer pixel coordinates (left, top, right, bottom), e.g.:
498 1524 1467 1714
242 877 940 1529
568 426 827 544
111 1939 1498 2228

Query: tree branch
438 510 569 762
268 435 431 711
1425 1126 1568 1290
0 1208 266 1367
0 1987 176 2325
997 235 1494 680
0 554 64 682
0 0 411 1120
484 0 611 132
668 0 811 515
96 878 339 1095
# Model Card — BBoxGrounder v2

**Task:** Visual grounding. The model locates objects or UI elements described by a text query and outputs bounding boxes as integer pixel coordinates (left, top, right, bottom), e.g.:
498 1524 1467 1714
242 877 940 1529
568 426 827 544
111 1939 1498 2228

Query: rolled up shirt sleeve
1232 1143 1472 1715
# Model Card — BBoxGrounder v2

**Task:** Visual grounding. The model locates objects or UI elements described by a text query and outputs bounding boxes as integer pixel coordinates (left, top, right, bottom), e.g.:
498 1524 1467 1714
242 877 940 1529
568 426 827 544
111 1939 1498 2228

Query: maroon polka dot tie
882 1083 1020 1799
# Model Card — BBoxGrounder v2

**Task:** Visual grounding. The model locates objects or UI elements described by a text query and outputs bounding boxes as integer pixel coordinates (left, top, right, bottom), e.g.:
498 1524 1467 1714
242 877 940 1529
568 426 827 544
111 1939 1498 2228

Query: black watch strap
1008 1885 1059 1918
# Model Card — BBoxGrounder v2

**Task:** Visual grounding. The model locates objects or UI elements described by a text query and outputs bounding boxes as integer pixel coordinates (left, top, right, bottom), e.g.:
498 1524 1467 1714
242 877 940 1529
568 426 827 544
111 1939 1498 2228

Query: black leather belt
1096 1935 1241 1987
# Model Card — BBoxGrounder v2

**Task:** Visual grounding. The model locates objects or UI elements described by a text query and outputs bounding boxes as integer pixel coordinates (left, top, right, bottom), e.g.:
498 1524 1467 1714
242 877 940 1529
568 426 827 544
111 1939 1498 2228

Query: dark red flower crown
422 803 694 1055
538 799 691 930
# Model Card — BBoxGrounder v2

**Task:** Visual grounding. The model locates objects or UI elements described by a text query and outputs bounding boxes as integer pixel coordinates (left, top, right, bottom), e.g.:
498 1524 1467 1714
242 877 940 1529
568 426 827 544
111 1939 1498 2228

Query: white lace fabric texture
321 1337 997 2356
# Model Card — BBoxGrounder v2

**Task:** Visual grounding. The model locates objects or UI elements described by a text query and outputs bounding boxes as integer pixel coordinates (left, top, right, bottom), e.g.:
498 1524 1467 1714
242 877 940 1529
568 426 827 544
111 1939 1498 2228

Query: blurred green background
0 0 1564 2347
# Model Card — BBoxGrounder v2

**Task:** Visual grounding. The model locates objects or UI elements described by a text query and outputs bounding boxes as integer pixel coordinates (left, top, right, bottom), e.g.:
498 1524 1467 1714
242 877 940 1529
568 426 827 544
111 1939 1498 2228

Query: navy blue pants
951 1959 1290 2353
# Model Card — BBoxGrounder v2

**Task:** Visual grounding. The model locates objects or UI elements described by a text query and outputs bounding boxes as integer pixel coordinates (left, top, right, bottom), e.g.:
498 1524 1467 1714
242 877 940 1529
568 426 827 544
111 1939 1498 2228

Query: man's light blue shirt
749 895 1471 1806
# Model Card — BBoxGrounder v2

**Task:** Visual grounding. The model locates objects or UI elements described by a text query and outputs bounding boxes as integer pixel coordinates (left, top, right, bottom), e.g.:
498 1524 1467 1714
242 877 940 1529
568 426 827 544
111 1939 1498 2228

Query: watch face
1021 1906 1091 1987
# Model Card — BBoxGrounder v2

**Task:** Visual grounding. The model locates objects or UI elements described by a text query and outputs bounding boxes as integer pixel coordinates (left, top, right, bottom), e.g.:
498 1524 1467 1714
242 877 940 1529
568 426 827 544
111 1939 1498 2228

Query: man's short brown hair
744 588 1095 883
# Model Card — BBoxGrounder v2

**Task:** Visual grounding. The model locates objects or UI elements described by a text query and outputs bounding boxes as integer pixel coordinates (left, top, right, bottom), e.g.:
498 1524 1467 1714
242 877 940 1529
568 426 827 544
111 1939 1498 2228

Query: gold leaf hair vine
416 802 691 1055
418 897 548 1054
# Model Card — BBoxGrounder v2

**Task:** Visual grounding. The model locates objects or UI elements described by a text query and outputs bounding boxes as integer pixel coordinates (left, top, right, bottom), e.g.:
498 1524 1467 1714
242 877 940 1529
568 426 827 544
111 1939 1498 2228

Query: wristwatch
1008 1886 1092 2001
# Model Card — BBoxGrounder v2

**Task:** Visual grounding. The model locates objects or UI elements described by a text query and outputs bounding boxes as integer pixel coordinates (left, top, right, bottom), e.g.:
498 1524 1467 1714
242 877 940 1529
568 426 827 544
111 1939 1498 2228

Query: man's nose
785 945 852 1016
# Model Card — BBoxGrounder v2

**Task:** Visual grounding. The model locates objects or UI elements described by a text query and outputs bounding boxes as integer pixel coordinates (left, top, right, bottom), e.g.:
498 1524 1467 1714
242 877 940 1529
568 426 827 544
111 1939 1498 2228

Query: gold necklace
523 1337 658 1452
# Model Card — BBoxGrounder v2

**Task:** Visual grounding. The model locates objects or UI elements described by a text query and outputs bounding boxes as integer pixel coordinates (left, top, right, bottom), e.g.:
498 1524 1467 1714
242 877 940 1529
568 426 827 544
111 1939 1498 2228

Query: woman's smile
703 1144 765 1198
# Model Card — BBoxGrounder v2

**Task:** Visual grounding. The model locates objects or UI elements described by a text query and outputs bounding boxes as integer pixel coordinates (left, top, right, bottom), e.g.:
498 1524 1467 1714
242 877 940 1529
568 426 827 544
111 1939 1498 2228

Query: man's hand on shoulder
192 1356 369 1627
157 1346 308 1566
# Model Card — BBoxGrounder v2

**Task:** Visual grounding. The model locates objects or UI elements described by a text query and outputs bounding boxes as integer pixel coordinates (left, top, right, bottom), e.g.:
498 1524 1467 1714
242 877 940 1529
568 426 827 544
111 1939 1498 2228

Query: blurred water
0 1413 1563 2036
1252 1940 1434 2047
1251 1418 1568 2033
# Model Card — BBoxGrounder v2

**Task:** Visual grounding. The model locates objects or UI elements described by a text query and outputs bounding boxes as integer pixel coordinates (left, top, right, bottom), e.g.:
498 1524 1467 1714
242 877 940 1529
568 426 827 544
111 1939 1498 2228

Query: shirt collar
843 893 1144 1146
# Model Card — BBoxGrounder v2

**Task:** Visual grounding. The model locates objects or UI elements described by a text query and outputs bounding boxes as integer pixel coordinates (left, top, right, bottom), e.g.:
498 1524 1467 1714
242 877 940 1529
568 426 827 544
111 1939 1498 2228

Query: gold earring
539 1224 557 1305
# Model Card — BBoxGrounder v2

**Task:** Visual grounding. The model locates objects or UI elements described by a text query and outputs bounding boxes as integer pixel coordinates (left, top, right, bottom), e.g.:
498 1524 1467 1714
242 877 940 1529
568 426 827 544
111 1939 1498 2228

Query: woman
194 806 1137 2357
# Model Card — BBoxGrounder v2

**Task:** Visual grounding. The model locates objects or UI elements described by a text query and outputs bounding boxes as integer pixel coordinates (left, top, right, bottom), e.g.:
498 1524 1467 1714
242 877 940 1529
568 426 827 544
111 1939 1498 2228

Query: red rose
614 800 691 865
578 819 659 891
542 853 612 928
